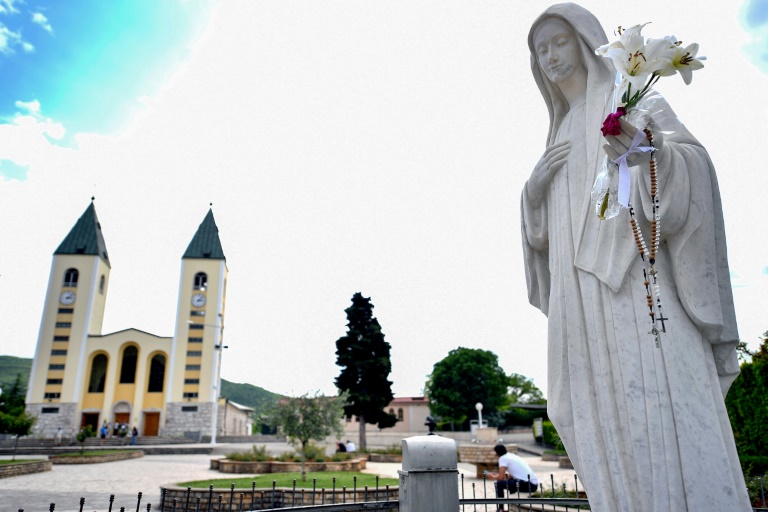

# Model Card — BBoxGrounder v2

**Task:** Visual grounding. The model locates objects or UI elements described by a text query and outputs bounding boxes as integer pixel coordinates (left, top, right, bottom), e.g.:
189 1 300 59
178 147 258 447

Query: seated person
487 443 539 505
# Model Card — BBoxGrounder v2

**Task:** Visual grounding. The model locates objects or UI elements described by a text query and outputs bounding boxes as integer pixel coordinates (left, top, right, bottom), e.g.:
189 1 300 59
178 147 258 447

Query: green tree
335 293 397 451
726 331 768 463
0 375 37 460
508 373 546 404
425 347 511 430
267 391 346 481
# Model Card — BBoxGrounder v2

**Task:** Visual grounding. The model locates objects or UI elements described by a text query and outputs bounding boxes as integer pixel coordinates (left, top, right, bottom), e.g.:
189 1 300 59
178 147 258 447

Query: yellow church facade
26 201 234 439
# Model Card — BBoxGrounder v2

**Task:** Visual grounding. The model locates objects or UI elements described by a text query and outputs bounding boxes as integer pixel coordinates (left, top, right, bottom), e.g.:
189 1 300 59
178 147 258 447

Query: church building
25 200 240 439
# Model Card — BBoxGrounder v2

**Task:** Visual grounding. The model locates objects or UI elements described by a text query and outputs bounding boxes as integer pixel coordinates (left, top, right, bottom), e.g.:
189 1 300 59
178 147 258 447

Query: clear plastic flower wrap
592 154 621 219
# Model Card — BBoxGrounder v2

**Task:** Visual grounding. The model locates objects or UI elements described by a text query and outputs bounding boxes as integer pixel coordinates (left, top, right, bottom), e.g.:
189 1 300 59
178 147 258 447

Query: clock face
59 291 76 305
191 293 206 308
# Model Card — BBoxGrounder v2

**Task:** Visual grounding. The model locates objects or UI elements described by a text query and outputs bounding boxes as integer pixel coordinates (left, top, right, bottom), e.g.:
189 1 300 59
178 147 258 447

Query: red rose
601 106 627 137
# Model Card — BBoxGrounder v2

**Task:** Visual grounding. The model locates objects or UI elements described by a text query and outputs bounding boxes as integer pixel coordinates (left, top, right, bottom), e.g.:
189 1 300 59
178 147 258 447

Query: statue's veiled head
528 3 614 144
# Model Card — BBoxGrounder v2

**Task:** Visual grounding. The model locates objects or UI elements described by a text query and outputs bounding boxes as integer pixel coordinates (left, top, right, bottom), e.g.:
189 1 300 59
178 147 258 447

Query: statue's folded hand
603 117 665 167
527 141 570 207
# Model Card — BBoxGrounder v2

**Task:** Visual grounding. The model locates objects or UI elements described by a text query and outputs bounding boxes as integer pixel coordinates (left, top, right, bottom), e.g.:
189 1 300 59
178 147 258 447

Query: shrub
368 444 402 455
226 444 272 462
741 455 768 478
541 421 565 451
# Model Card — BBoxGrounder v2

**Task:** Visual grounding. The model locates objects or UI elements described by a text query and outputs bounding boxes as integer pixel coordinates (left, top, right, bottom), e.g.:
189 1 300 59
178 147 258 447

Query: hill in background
0 355 281 414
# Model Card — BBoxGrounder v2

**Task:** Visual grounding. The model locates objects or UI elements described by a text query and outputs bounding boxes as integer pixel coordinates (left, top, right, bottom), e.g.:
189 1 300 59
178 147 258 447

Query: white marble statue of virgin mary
521 3 750 510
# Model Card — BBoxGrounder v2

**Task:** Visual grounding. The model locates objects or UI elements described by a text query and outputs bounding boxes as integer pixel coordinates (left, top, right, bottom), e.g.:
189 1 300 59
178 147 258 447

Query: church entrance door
81 412 99 431
115 412 130 425
143 412 160 436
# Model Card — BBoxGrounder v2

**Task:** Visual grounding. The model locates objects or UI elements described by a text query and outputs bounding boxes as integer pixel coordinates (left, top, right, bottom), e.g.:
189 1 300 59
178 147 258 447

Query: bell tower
26 199 111 433
164 208 228 438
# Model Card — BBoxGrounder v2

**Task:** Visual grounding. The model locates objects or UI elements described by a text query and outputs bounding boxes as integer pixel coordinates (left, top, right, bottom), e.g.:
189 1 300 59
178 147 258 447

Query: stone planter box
161 485 398 511
541 452 562 462
50 450 143 464
558 456 573 469
458 444 518 478
367 453 402 463
213 458 365 474
0 460 52 478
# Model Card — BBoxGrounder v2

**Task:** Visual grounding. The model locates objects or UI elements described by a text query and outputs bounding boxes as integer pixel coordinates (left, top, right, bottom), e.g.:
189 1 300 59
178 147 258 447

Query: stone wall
163 402 214 438
0 460 52 478
214 458 366 474
26 402 78 439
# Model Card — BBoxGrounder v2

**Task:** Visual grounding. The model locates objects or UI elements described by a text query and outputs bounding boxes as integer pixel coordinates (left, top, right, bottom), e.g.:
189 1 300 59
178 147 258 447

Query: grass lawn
179 472 399 489
0 459 37 465
54 450 141 457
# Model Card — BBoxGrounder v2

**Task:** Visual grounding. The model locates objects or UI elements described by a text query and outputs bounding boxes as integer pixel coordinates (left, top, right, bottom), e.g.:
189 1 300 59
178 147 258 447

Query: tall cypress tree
335 292 397 450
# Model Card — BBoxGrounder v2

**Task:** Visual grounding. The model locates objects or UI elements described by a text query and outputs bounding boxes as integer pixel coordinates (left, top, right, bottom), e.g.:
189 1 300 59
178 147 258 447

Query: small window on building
41 407 59 414
188 337 203 343
388 408 395 415
181 406 198 412
189 324 204 330
193 272 207 290
58 308 74 314
190 310 206 317
51 349 67 356
397 408 404 421
44 392 61 399
185 364 201 371
346 416 351 423
46 379 63 385
99 274 105 294
49 364 65 370
63 268 79 287
148 354 166 392
53 336 69 341
55 322 72 328
88 354 107 392
183 392 199 399
119 346 138 384
187 351 202 357
184 378 200 384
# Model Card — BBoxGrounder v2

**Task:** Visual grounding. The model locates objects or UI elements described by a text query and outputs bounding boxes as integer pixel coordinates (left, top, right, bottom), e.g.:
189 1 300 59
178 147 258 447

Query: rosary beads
628 128 668 347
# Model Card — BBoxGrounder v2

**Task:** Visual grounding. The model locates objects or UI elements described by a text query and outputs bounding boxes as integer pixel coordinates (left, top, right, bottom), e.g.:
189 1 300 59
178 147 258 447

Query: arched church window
88 354 107 393
63 268 79 287
397 408 404 421
148 354 166 392
193 272 207 290
99 275 105 293
119 346 138 384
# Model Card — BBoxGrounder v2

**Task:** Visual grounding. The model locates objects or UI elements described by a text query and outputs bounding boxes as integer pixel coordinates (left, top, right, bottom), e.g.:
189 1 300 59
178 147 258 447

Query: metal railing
15 474 768 511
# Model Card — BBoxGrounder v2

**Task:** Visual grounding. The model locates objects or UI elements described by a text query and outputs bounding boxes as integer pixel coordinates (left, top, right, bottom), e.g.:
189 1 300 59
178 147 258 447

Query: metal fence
16 474 768 512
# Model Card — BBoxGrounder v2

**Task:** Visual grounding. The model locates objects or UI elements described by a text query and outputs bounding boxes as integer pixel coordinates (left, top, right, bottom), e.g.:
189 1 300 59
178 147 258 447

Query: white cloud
31 12 52 34
0 22 32 54
15 99 41 114
0 100 70 174
0 0 19 15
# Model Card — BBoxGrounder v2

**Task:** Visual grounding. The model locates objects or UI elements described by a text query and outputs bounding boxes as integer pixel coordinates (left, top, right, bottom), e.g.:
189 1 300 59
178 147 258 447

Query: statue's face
533 18 583 85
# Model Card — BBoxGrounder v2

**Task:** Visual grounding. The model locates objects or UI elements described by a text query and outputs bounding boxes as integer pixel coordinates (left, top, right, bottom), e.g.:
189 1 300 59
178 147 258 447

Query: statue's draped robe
521 88 750 509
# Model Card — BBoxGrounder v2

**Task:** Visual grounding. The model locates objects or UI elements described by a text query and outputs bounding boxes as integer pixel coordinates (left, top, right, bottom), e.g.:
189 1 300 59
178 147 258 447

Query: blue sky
1 0 767 397
0 0 213 158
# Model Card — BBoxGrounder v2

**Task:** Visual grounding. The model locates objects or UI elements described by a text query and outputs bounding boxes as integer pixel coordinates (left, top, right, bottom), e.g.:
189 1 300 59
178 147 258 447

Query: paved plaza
0 435 577 512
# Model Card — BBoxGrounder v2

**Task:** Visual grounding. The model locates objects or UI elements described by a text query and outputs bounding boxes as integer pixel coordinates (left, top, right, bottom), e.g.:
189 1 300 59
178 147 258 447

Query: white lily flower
597 24 673 92
669 40 705 85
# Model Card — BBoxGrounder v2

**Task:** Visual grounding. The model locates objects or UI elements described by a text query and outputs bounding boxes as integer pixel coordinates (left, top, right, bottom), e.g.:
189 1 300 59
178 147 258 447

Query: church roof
183 209 226 260
54 201 111 267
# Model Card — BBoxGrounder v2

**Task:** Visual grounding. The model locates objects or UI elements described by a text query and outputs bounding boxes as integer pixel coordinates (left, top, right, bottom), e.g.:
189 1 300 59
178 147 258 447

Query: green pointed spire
54 200 110 266
183 209 225 260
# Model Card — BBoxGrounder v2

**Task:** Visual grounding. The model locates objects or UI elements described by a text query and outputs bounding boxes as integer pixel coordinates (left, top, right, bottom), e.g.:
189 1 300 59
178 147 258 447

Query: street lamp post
188 315 227 444
475 402 483 429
